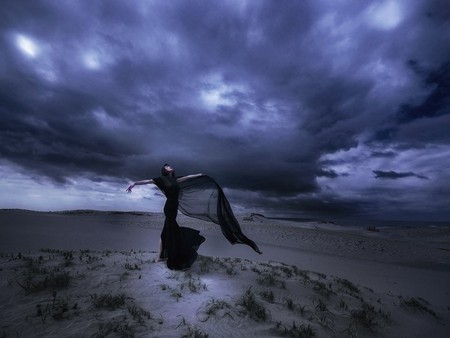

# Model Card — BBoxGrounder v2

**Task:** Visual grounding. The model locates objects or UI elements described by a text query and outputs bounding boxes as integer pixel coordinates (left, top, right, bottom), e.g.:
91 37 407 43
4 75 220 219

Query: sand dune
0 210 449 337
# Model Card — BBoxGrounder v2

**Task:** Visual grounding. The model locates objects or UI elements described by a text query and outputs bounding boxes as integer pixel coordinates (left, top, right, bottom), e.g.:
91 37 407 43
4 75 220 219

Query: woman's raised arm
176 173 203 184
126 179 154 193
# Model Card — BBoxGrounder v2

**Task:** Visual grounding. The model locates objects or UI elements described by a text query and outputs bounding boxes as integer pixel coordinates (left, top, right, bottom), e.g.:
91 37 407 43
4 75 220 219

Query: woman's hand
126 179 154 192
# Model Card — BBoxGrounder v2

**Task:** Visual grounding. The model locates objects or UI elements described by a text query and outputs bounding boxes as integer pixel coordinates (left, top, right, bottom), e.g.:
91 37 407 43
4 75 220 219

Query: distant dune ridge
0 209 449 337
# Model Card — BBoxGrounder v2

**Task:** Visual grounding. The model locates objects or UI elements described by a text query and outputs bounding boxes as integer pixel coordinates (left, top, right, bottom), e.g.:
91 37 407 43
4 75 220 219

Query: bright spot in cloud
83 51 101 69
201 85 234 108
16 34 39 57
92 108 121 129
200 73 245 109
367 1 403 30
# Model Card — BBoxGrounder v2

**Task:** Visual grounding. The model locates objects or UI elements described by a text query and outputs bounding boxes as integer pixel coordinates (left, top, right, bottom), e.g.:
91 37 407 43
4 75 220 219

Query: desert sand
0 209 449 337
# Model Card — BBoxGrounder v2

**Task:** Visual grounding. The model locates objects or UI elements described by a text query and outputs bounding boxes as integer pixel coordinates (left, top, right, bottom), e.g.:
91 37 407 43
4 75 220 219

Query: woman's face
164 165 174 173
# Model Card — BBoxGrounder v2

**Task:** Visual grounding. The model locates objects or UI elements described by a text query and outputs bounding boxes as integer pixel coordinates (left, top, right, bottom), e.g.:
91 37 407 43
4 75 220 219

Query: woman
126 164 205 270
127 163 262 270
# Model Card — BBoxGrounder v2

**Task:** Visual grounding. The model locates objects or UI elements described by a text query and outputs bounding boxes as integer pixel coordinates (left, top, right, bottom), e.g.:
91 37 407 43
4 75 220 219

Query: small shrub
236 287 269 322
274 321 316 337
400 297 437 318
182 324 209 338
93 319 134 338
17 271 71 292
315 298 328 312
284 297 295 311
225 267 237 275
63 251 74 267
197 298 233 322
171 291 182 301
124 263 141 271
339 299 348 309
91 293 126 309
257 273 285 289
259 290 275 303
279 266 294 278
351 303 378 331
337 278 359 294
315 298 334 326
127 305 152 324
312 280 333 298
36 294 78 323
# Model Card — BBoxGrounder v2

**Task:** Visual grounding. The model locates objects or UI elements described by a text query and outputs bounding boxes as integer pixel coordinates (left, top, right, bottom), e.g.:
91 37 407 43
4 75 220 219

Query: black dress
153 175 205 270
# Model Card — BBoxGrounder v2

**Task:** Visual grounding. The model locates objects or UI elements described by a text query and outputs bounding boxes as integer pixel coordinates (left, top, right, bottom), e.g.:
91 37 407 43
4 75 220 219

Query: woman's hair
161 163 175 177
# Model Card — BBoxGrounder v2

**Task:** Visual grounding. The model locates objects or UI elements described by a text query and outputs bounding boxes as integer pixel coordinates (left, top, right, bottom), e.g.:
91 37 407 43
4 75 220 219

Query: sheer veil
177 175 262 254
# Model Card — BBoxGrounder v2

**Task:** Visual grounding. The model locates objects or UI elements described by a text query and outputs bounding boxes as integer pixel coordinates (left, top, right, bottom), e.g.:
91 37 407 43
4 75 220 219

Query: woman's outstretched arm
176 173 203 184
126 179 154 193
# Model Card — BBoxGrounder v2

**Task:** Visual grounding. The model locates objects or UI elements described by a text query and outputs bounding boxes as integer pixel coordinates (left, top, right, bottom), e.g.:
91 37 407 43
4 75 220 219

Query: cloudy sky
1 0 449 221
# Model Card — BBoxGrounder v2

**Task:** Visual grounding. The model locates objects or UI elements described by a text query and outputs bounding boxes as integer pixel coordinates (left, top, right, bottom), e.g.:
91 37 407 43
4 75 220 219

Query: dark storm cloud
398 61 450 123
373 170 428 180
371 151 397 158
316 169 338 179
372 57 450 145
1 0 449 218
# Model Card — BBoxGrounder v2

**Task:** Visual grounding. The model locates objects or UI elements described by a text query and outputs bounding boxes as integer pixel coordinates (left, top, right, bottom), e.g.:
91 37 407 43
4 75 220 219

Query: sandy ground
0 209 449 337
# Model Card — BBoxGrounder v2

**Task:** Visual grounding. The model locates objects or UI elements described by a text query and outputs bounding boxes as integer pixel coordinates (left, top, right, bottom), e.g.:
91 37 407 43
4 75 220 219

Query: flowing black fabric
177 175 262 254
153 175 205 270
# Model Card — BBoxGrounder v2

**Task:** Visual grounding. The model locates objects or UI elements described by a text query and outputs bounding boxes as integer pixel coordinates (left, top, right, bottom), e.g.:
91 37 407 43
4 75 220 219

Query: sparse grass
176 316 208 337
17 271 71 292
35 292 79 323
168 272 180 280
197 298 233 322
351 303 378 332
312 280 334 298
182 324 209 338
274 321 316 337
93 319 134 338
339 299 348 310
400 297 437 318
120 271 130 280
251 267 262 274
180 277 208 293
378 307 391 321
256 272 276 286
259 290 275 303
296 270 310 282
256 272 285 289
337 278 359 294
225 266 237 275
278 265 294 278
236 287 269 322
283 297 306 315
1 250 416 338
284 297 295 311
82 252 102 264
38 249 75 266
314 298 334 326
62 251 74 267
160 284 183 302
124 263 141 271
127 305 152 325
171 290 183 301
198 257 212 273
90 293 126 309
315 298 328 312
